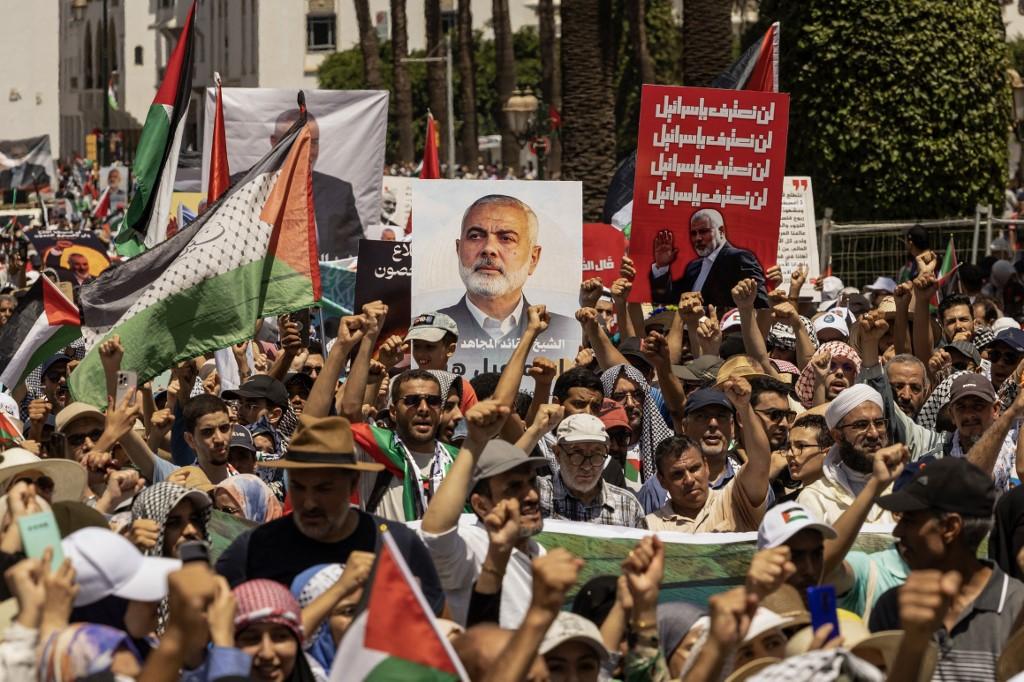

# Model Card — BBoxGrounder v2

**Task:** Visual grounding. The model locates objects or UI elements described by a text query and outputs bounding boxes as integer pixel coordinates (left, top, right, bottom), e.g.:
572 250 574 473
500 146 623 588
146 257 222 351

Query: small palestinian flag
329 531 467 681
93 186 111 220
0 413 23 446
0 276 80 390
936 235 960 303
115 0 196 257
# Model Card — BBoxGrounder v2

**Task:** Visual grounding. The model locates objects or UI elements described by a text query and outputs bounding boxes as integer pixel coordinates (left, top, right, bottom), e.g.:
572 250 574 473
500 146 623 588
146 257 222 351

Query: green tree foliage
753 0 1011 220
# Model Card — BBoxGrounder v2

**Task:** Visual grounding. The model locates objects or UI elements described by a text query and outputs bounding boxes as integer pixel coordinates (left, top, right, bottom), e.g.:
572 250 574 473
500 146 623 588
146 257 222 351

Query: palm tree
354 0 382 89
456 0 478 167
425 0 447 165
628 0 655 85
391 0 414 163
492 0 519 171
561 0 616 219
538 0 561 177
682 0 733 87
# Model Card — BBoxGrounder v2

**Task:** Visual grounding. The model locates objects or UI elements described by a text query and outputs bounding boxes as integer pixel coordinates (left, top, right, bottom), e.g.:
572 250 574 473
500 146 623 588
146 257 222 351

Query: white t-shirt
418 520 545 628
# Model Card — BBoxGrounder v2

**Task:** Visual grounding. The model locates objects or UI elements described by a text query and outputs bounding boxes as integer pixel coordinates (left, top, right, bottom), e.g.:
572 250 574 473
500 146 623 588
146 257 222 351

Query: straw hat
0 448 87 502
258 414 383 471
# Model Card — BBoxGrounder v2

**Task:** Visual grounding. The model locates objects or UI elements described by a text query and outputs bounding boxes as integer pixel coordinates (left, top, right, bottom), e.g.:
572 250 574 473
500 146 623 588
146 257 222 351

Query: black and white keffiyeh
600 364 674 481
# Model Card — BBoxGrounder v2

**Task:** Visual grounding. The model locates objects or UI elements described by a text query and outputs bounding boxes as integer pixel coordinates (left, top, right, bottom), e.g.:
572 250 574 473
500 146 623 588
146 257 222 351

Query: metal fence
819 206 1022 289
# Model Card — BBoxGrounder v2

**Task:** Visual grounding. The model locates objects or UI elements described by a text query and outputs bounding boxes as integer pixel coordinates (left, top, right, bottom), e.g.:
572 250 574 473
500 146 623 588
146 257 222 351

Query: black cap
571 575 619 625
230 425 255 452
683 388 734 416
617 337 647 363
877 457 996 517
948 372 995 405
284 372 314 390
673 355 724 383
993 328 1024 353
221 374 289 408
40 353 72 377
942 341 981 366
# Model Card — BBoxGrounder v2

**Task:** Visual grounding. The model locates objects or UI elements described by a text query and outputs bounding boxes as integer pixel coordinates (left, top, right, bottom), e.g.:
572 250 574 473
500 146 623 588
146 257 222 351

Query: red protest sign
628 85 789 310
583 223 626 288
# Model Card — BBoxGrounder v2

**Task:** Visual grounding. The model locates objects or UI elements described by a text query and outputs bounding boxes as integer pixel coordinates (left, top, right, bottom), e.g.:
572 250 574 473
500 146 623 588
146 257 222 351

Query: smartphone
291 308 311 348
18 510 64 572
115 370 137 406
807 584 841 642
179 540 210 564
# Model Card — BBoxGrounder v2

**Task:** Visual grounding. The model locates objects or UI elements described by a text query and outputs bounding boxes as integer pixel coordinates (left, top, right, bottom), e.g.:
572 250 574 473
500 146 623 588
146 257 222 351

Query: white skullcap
824 384 883 430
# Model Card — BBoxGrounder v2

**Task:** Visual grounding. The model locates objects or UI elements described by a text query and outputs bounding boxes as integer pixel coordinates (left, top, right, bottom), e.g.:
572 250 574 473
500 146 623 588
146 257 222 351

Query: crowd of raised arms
6 223 1024 681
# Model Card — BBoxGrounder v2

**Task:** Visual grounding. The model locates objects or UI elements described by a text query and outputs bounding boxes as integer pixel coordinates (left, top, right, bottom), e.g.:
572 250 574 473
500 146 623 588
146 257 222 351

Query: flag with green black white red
329 530 467 681
0 276 81 391
0 413 22 446
70 116 321 408
115 0 195 257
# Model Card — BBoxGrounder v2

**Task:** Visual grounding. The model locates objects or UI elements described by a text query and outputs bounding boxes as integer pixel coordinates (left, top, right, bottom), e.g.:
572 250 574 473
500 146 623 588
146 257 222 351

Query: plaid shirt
537 474 647 528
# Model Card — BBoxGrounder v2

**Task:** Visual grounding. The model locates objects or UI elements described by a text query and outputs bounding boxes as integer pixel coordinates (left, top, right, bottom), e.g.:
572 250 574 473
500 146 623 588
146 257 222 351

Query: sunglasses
988 350 1022 364
401 394 443 408
11 475 54 493
66 428 104 447
44 371 66 382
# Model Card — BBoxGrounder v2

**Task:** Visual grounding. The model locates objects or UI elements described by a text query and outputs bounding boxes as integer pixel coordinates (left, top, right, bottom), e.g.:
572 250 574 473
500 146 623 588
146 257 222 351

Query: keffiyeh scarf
795 341 862 406
600 364 674 481
290 563 344 672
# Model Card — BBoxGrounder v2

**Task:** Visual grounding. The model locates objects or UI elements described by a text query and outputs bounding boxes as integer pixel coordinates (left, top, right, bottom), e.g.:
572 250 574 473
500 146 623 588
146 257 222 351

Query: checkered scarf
600 364 674 481
426 370 463 403
916 369 969 431
795 341 862 406
233 579 304 643
130 482 211 557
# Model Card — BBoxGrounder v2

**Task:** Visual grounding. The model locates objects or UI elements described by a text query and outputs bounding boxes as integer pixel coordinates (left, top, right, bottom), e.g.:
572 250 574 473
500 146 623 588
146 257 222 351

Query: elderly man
67 252 92 286
537 413 646 527
215 413 445 614
0 294 15 326
647 208 768 309
797 384 910 525
439 194 576 347
884 354 928 420
869 458 1024 681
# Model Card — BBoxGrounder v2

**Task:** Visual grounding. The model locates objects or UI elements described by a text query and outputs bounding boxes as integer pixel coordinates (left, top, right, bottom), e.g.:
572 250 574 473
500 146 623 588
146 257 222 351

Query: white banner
777 176 820 296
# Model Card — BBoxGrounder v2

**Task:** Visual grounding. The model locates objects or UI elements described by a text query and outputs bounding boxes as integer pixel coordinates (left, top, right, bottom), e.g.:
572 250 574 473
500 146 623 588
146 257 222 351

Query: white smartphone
115 370 137 406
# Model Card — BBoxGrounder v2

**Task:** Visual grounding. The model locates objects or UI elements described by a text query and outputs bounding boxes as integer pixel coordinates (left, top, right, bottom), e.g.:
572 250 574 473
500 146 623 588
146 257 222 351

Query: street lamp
503 88 548 179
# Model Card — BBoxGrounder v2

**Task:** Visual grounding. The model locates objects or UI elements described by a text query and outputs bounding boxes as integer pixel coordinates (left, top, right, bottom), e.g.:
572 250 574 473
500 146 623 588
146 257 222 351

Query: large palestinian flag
329 531 467 681
115 1 196 257
0 276 80 390
69 117 321 408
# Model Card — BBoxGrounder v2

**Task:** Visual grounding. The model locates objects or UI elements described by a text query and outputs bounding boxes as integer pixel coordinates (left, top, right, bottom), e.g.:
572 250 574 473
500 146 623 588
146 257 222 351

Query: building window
306 14 335 52
134 45 143 65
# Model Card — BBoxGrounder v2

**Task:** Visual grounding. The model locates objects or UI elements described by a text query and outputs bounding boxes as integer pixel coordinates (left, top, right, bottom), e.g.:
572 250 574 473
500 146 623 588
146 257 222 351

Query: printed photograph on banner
27 230 111 285
200 88 388 260
777 176 819 299
629 85 790 312
98 163 130 209
583 223 627 288
412 180 583 377
370 176 413 241
0 136 57 198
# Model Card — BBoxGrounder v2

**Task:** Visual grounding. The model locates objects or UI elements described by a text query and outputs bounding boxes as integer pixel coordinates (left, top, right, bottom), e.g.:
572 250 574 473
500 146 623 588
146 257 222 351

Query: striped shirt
537 474 647 528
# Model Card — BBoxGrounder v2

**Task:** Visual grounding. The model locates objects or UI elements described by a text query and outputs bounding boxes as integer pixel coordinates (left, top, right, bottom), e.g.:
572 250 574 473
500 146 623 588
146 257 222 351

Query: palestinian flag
329 531 467 681
350 422 458 521
419 113 441 180
0 413 22 446
207 72 231 204
0 276 80 390
107 77 119 111
69 115 321 408
115 1 196 257
711 21 780 92
93 186 111 220
935 235 960 304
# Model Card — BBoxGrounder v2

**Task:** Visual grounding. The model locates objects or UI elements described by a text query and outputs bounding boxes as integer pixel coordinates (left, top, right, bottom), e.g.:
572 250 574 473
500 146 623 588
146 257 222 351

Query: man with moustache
439 194 576 351
421 400 549 627
884 354 928 421
215 412 445 615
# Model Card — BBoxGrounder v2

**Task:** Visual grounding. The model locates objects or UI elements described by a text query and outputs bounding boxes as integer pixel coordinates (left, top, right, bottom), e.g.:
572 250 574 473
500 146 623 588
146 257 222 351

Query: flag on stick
711 21 780 92
936 235 960 304
0 276 80 391
107 77 119 111
70 110 321 408
115 0 196 257
93 186 111 220
419 112 441 180
329 531 467 681
0 412 22 446
207 71 231 204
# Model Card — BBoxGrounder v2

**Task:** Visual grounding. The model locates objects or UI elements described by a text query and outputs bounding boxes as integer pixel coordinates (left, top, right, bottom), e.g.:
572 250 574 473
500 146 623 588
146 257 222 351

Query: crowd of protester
5 221 1024 681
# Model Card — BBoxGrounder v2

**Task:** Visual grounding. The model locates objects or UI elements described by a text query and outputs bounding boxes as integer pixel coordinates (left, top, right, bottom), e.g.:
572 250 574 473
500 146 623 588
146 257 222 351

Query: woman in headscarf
990 485 1024 580
795 341 862 407
657 602 708 678
128 482 211 559
233 579 325 682
289 564 356 674
212 474 283 524
39 623 143 682
600 364 674 482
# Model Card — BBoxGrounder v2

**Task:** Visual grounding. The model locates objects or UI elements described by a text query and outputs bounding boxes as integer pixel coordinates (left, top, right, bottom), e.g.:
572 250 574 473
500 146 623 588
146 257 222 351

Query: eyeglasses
563 451 605 468
401 394 443 408
10 475 54 493
610 390 643 404
837 418 887 436
988 350 1022 364
66 428 104 447
787 442 825 457
755 408 796 424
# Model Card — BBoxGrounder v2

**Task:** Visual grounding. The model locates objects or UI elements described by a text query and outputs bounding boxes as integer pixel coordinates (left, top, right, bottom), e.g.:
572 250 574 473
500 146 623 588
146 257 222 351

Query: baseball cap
817 276 844 311
812 312 849 339
941 341 981 366
63 527 182 606
539 612 609 661
673 355 724 383
644 309 676 333
992 327 1024 352
555 414 608 445
39 354 71 377
405 312 459 343
719 308 742 332
876 457 996 516
715 355 772 386
757 502 837 550
683 388 734 416
470 440 547 487
617 338 650 369
230 424 255 452
54 401 105 434
948 372 995 405
867 276 897 294
992 317 1020 334
598 399 631 433
222 374 289 408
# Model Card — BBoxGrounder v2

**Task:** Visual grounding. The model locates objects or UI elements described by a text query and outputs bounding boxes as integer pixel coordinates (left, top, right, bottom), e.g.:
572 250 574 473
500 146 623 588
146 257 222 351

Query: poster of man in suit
412 180 582 378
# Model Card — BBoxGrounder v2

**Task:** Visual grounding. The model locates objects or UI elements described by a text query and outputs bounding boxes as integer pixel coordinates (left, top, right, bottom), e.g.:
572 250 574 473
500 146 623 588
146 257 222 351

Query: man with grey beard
438 194 576 350
943 373 1020 492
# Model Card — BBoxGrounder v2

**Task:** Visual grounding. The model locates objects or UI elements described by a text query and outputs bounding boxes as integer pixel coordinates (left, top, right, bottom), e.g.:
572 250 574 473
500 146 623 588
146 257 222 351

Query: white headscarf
824 384 883 430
